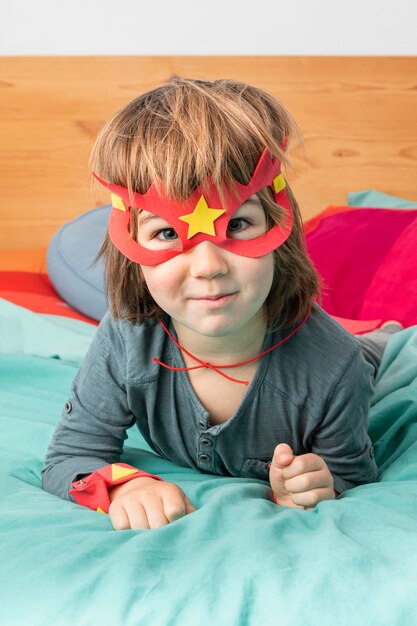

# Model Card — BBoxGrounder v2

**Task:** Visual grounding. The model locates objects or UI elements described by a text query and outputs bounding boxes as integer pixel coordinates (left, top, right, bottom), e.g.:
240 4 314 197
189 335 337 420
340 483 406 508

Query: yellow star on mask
179 195 225 239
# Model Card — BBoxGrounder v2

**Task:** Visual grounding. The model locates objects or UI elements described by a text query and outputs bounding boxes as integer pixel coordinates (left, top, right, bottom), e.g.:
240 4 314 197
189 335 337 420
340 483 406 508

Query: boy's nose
188 241 229 279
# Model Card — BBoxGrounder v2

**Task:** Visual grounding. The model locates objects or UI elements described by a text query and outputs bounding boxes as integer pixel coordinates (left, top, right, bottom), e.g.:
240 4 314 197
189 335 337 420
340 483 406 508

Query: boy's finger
112 501 150 530
134 502 162 529
281 453 326 480
291 486 335 508
285 469 330 494
161 490 196 523
143 500 171 529
184 496 196 514
271 443 294 468
109 503 131 530
161 490 187 522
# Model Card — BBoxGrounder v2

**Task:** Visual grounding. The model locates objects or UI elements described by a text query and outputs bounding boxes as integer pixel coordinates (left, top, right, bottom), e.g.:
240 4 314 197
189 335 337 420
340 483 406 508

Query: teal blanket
1 298 417 626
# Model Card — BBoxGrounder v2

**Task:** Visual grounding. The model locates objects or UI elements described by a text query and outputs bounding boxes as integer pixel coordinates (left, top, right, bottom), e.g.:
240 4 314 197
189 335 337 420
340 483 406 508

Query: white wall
1 0 416 55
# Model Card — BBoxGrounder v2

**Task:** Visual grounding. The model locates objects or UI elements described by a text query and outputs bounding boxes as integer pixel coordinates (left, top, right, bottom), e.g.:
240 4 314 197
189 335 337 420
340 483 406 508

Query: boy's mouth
193 292 238 307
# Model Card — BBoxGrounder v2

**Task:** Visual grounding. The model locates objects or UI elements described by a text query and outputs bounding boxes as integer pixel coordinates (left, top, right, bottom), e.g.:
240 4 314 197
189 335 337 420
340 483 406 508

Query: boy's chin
181 316 250 339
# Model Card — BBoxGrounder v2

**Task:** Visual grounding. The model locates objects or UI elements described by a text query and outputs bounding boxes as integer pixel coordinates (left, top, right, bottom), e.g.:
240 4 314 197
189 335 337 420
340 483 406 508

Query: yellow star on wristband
111 464 138 481
179 195 225 239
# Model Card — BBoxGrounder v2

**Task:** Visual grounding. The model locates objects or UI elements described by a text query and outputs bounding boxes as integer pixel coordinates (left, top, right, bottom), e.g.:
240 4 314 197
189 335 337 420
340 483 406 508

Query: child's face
138 195 275 338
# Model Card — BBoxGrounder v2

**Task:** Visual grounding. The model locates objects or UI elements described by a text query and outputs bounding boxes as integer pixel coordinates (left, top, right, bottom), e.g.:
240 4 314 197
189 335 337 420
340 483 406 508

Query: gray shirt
42 302 378 498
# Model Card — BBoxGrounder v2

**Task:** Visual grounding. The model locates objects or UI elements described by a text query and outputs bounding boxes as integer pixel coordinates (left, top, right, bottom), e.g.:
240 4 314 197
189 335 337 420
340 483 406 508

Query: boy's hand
108 477 196 530
269 443 336 510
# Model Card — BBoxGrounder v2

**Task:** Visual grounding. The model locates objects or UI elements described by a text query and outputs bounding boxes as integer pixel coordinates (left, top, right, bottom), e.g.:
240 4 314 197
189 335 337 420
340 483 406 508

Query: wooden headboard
1 56 416 249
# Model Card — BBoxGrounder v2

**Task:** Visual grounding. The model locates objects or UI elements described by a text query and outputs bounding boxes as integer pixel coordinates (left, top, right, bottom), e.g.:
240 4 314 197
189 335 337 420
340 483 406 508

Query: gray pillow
47 205 111 321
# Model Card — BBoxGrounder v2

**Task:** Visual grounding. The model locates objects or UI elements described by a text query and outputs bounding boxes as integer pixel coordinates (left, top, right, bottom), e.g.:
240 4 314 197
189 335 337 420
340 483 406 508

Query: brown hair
90 75 324 329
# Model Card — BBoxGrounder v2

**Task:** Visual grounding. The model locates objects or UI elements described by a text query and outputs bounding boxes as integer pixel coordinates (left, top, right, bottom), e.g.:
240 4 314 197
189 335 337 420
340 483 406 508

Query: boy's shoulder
265 302 371 409
303 302 362 364
96 311 168 375
269 302 362 376
98 310 165 343
307 302 360 353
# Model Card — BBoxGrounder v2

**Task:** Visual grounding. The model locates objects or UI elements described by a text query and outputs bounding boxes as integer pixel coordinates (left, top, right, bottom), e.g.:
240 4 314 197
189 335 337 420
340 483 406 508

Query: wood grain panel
1 57 416 248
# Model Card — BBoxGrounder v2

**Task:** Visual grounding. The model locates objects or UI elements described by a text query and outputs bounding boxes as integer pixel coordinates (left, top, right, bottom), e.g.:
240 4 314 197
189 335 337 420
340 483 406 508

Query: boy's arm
310 344 378 495
269 339 376 506
41 314 149 502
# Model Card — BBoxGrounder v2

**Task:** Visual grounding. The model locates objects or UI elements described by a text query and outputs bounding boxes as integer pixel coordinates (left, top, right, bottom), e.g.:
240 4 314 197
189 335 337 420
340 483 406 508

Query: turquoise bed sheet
348 189 417 209
1 298 417 626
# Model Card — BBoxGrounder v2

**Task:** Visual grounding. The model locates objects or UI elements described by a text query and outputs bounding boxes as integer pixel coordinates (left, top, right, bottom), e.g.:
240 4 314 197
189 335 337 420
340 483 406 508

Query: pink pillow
305 207 417 329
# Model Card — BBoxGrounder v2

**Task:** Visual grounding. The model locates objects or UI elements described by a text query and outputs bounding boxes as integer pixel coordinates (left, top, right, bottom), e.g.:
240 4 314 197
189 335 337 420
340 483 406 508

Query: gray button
64 401 73 414
369 446 375 458
200 438 213 447
199 420 206 428
199 453 211 462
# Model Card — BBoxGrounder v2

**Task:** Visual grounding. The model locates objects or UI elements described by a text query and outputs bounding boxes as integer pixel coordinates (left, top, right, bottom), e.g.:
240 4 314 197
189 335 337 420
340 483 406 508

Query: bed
1 57 417 626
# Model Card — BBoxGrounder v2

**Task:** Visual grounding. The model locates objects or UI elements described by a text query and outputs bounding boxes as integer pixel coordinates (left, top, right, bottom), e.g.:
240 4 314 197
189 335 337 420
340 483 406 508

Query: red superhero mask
93 137 293 265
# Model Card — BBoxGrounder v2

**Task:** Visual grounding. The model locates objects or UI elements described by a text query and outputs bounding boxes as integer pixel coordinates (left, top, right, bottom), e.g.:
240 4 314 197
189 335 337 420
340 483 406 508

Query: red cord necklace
152 302 312 386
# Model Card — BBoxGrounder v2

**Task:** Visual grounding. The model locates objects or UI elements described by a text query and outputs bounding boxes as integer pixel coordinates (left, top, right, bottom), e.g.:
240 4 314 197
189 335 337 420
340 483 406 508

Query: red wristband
69 463 163 514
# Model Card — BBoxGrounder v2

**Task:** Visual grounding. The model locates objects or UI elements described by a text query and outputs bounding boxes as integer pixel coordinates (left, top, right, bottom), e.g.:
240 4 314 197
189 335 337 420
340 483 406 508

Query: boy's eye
227 218 250 233
155 228 179 241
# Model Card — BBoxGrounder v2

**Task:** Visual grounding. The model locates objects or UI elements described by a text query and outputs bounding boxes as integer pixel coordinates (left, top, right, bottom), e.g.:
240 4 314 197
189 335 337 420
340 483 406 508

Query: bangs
90 77 300 212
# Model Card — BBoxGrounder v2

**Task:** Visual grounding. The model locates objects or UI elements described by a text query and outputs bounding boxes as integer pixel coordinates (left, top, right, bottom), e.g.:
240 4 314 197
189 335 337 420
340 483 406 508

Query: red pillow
305 206 417 329
0 271 98 325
